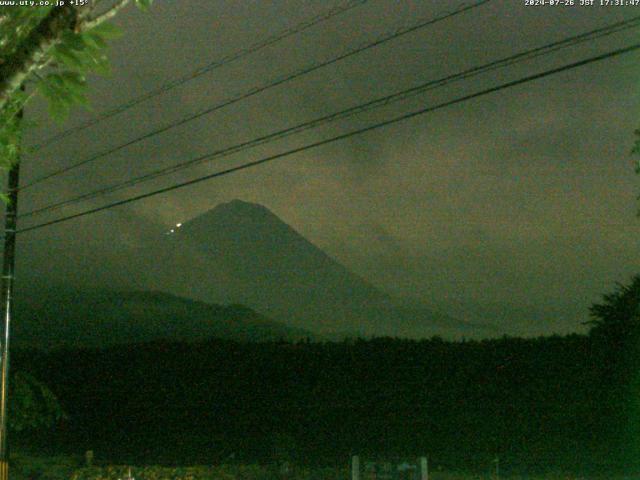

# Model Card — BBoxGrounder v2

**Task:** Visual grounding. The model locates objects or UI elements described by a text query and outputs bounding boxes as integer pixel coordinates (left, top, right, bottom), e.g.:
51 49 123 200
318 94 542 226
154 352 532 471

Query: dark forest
11 277 640 476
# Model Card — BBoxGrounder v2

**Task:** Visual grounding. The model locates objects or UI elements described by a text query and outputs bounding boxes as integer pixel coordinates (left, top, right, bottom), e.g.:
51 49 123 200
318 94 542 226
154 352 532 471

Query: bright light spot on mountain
176 223 182 228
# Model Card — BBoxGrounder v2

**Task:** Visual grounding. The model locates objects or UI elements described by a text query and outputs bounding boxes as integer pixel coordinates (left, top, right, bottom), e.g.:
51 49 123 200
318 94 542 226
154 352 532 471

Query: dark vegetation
9 275 640 477
12 289 312 349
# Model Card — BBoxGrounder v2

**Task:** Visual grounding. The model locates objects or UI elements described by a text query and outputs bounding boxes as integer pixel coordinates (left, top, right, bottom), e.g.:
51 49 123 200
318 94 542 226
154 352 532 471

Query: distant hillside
159 199 486 339
423 297 587 337
13 287 311 350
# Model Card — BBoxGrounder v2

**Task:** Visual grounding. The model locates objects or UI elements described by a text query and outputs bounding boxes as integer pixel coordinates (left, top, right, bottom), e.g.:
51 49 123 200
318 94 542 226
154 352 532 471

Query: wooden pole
0 99 22 480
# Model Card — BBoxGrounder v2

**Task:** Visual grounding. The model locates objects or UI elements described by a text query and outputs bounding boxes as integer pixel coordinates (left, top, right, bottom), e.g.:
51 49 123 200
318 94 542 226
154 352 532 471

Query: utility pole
0 102 22 480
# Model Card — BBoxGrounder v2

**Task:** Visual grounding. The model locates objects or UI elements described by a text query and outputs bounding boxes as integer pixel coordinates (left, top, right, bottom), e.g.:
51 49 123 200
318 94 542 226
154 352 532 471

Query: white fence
351 456 428 480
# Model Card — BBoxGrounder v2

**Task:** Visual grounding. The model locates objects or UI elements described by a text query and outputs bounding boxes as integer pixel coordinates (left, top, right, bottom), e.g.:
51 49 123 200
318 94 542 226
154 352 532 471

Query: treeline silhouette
10 276 640 476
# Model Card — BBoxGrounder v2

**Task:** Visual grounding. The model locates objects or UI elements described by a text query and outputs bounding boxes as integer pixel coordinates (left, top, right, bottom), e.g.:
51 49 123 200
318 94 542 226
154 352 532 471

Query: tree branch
81 0 131 31
0 5 79 112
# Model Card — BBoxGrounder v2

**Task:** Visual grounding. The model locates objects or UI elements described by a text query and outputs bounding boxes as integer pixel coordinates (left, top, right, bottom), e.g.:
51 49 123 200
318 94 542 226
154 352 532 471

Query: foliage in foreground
10 453 81 480
0 1 153 178
9 371 65 433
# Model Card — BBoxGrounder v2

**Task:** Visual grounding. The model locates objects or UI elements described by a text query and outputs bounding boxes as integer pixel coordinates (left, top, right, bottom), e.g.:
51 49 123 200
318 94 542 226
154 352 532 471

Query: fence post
352 456 360 480
419 457 428 480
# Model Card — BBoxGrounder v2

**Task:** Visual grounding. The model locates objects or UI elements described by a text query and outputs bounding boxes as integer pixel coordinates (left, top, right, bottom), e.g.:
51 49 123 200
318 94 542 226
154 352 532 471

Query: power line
29 0 369 152
16 42 640 235
21 0 493 191
19 16 640 219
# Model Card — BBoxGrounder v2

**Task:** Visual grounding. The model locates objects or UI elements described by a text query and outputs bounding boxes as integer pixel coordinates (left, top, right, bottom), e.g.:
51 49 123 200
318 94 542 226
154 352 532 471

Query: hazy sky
12 0 640 335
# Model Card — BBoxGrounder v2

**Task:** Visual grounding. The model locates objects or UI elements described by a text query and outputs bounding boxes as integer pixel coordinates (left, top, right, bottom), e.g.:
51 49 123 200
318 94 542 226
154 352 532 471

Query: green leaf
60 31 87 52
632 128 640 158
134 0 154 11
65 87 89 107
52 44 85 70
36 79 57 100
86 52 112 76
38 72 91 118
82 31 108 50
37 82 70 123
86 21 123 40
59 71 87 88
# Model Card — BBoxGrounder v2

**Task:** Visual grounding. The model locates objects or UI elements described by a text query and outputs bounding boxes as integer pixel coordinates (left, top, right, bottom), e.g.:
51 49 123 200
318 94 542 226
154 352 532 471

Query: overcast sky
12 0 640 335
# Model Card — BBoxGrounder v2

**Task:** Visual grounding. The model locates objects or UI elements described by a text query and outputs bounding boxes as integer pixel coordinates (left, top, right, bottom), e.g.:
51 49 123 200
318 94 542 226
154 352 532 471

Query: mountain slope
160 200 482 339
13 287 311 350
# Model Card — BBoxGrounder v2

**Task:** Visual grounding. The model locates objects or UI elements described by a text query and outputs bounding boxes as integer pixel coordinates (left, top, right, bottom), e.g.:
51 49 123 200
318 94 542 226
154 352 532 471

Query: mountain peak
215 199 272 215
180 200 312 253
187 199 283 227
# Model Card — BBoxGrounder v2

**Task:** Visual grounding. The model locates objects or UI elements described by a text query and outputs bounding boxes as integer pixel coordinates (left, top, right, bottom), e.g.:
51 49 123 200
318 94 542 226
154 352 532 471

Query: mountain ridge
13 286 312 350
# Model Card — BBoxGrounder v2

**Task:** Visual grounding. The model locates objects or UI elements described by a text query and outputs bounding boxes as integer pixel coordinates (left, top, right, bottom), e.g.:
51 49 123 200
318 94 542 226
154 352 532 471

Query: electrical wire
29 0 369 152
19 16 640 219
16 42 640 235
21 0 493 190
